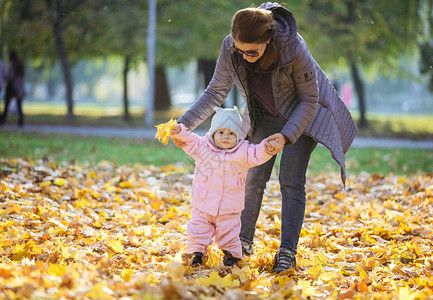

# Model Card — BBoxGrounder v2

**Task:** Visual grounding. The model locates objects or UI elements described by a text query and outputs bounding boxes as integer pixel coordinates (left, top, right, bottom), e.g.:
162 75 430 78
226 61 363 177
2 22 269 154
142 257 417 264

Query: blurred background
0 0 432 134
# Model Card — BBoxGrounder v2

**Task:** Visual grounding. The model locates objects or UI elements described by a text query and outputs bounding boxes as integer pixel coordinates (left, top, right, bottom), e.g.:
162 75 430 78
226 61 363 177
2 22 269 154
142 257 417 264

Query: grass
1 104 433 176
0 131 192 167
1 131 432 176
353 112 433 140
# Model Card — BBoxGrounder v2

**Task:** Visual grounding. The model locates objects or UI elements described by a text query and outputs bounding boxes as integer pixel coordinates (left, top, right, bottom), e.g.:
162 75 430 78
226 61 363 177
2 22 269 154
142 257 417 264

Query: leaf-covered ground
1 158 432 299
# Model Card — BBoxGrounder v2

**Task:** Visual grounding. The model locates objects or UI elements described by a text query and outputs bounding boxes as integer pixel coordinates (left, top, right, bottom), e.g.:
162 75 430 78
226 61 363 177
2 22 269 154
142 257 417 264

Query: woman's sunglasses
231 43 266 58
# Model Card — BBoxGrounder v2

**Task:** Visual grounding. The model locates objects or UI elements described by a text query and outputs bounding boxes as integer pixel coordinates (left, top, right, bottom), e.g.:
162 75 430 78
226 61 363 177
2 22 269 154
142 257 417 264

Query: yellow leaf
155 118 177 145
107 239 123 253
40 181 51 187
198 271 240 288
87 171 98 179
232 266 250 283
167 262 185 281
297 279 315 298
47 263 67 277
6 203 21 214
86 283 114 300
84 178 95 187
398 286 410 299
121 268 133 282
119 181 133 189
94 220 102 228
105 185 117 192
54 178 66 186
150 200 164 211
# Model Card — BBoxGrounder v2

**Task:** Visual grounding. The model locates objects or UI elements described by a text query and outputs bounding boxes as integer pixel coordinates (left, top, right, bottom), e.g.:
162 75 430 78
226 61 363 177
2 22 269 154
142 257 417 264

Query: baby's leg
215 213 242 258
187 208 215 254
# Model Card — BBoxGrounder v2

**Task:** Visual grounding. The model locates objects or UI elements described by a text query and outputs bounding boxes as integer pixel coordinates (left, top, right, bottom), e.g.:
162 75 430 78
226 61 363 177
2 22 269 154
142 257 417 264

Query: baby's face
213 128 237 149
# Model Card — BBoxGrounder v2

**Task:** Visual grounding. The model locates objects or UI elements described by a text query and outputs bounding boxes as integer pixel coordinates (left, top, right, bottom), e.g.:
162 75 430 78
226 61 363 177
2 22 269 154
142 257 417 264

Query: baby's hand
170 124 181 135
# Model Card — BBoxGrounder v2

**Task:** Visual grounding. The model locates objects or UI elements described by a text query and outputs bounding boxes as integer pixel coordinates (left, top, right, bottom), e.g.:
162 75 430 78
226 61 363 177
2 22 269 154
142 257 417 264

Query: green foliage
156 0 253 66
1 0 254 68
296 0 425 76
3 0 431 76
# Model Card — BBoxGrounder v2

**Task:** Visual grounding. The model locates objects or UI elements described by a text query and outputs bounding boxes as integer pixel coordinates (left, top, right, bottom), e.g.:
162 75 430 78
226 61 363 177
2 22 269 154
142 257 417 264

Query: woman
1 50 25 127
174 3 357 274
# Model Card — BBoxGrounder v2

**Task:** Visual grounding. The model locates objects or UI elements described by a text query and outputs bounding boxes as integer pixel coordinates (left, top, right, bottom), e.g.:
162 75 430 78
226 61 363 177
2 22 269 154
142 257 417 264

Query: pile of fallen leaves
0 158 432 299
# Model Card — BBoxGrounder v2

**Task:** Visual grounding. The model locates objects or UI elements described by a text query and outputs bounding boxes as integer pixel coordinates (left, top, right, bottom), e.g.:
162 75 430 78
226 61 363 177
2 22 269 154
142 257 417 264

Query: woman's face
232 40 267 63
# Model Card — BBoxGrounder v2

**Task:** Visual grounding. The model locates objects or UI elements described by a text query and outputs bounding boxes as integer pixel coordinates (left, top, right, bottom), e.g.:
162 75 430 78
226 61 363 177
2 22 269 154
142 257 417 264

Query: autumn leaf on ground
107 239 123 253
155 118 177 145
1 158 433 299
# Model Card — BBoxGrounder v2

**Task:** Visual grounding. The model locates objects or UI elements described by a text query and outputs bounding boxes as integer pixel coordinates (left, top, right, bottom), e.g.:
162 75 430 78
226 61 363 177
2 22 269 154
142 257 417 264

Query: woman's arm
281 34 319 145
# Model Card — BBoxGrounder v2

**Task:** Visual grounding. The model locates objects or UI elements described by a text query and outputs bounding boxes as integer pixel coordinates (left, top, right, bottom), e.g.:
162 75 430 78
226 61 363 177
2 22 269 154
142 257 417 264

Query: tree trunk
154 65 171 111
197 58 218 105
233 86 239 107
198 59 215 88
53 0 74 121
123 55 130 121
350 61 368 128
47 64 56 99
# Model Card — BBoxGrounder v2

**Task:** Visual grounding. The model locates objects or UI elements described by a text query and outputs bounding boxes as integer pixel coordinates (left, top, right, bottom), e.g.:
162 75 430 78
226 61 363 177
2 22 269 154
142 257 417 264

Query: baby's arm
170 123 202 158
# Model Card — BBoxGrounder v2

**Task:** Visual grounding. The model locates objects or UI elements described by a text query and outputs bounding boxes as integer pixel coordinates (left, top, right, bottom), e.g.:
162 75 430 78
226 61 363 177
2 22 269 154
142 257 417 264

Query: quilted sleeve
281 34 319 144
172 124 204 160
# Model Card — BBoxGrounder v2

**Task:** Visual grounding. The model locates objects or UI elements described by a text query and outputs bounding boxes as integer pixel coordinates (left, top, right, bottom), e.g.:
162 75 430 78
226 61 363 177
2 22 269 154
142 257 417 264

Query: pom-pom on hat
208 106 242 143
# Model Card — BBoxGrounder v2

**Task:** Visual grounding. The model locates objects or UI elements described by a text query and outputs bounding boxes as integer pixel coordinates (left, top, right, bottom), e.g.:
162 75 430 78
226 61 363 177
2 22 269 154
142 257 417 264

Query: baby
171 107 281 266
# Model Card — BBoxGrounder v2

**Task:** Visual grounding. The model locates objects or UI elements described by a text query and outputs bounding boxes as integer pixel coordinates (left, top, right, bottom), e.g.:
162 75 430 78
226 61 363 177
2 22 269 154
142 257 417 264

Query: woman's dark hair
231 7 277 69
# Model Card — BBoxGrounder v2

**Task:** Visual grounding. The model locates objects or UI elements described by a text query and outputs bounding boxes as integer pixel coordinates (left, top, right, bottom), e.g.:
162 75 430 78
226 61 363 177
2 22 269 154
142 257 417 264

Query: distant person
341 82 353 107
1 50 25 127
170 107 279 267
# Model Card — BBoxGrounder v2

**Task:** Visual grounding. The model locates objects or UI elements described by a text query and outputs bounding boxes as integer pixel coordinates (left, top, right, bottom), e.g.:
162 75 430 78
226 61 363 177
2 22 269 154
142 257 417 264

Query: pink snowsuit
173 124 272 258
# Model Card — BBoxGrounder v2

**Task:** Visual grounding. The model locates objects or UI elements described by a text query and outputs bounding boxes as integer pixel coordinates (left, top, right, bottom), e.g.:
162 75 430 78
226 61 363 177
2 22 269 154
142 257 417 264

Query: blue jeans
240 112 317 254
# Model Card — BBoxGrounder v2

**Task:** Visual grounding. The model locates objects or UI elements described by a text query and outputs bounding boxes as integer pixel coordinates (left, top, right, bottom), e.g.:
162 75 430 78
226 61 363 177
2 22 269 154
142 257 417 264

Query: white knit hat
208 106 242 143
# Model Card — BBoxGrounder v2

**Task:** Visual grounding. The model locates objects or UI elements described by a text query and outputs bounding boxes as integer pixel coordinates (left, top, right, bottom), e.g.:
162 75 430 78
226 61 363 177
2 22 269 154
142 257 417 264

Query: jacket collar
259 3 298 67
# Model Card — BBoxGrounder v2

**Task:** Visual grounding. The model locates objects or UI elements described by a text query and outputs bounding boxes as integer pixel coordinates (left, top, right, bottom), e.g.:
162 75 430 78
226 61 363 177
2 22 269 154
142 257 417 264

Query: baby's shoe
222 250 241 266
192 252 204 266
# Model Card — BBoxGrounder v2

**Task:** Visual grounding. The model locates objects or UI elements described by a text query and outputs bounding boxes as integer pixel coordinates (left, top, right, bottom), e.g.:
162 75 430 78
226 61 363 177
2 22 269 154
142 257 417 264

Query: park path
1 123 433 149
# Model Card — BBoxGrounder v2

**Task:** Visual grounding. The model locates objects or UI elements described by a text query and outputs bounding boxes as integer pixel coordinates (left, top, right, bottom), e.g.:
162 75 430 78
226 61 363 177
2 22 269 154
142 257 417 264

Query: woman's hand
265 133 288 155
